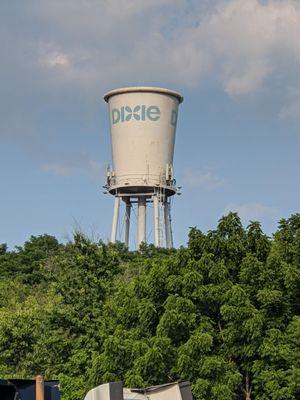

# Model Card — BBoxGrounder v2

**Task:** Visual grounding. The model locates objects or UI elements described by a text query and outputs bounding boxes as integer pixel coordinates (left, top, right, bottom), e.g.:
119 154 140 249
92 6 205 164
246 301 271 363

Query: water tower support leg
153 195 160 247
137 197 146 247
124 198 131 247
164 200 173 248
111 196 120 243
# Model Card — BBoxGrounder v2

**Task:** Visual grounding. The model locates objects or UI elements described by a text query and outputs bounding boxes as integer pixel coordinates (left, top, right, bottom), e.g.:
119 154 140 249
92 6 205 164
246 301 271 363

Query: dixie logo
112 105 160 125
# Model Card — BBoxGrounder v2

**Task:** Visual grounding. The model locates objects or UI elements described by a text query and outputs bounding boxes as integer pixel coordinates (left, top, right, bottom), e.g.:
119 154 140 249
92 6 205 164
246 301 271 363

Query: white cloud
101 0 178 19
2 0 300 142
183 168 224 190
42 154 102 178
31 0 300 117
169 0 300 108
42 163 71 177
278 87 300 120
223 61 271 96
40 51 70 68
223 202 277 223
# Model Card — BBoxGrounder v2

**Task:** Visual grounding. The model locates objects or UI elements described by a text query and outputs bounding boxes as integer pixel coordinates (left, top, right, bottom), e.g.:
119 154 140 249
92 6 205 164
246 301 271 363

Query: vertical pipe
169 210 174 248
137 197 146 247
164 200 173 248
124 198 131 247
111 196 120 243
153 195 160 247
36 375 44 400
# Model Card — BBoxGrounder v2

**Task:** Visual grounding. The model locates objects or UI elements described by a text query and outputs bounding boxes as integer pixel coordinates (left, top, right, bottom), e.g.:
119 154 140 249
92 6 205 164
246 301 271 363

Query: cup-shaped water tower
104 87 183 248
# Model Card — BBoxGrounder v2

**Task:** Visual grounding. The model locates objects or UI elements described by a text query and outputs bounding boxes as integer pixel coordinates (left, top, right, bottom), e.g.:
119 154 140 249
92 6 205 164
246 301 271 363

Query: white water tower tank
104 87 183 248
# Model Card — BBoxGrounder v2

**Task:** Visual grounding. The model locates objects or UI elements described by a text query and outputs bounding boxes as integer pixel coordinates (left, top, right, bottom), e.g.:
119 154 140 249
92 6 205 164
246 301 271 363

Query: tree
0 214 299 400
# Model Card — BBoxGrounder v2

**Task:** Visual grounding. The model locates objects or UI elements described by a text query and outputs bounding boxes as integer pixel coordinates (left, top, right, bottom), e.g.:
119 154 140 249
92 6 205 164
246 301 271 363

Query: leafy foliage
0 213 299 400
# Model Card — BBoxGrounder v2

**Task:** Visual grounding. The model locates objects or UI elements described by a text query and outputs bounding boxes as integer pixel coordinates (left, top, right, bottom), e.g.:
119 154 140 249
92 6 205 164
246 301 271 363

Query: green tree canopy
0 214 299 400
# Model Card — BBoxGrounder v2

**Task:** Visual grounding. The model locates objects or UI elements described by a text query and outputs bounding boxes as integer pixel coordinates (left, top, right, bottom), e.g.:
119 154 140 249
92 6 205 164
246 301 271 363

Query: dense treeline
0 213 300 400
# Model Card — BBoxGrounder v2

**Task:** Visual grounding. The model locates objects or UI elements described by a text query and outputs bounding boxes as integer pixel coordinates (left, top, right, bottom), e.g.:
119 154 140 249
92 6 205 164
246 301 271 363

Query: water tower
103 87 183 248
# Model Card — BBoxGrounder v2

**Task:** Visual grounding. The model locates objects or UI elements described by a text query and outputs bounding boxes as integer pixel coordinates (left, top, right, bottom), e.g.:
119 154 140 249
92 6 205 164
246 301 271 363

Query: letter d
112 108 120 124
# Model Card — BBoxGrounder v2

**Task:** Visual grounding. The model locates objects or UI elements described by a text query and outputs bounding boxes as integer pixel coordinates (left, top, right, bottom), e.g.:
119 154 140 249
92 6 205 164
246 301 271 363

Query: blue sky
1 0 300 249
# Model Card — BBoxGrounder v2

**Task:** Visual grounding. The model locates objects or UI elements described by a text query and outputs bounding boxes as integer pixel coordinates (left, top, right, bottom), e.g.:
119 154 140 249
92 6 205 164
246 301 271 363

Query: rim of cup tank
104 86 183 103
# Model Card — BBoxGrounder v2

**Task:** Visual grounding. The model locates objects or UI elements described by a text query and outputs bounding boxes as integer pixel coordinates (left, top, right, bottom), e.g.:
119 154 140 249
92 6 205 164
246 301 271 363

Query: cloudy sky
1 0 300 248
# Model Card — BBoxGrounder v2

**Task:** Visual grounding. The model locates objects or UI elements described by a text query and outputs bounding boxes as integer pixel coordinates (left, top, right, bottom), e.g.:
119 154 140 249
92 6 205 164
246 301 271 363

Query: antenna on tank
103 86 183 249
